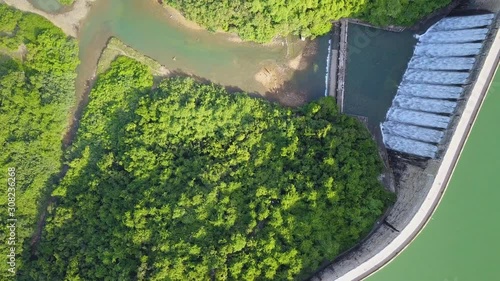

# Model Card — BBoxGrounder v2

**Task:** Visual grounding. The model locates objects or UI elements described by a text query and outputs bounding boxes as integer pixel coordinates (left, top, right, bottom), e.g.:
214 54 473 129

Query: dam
313 6 499 279
381 13 496 158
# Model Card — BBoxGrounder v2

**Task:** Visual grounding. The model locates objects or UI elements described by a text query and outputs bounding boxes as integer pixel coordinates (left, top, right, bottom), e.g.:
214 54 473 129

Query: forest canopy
164 0 451 42
22 56 392 280
0 4 79 278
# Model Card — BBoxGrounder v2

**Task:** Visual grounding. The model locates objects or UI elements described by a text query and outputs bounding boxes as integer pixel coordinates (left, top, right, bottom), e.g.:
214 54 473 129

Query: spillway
383 134 439 159
418 28 489 43
428 14 495 31
380 14 494 158
408 57 475 71
414 43 483 57
386 108 451 129
403 70 470 85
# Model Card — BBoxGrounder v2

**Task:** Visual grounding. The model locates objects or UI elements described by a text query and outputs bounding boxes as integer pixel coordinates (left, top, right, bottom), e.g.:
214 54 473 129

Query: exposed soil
287 53 308 70
254 63 289 91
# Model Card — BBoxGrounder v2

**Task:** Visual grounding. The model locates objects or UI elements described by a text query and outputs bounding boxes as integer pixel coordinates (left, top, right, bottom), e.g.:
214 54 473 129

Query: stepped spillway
382 121 445 144
408 57 476 71
381 14 495 158
386 108 451 129
427 14 495 31
414 43 483 57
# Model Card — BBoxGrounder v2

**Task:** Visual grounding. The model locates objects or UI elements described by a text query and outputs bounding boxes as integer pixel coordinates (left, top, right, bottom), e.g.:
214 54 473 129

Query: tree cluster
22 56 392 280
0 4 79 278
164 0 450 43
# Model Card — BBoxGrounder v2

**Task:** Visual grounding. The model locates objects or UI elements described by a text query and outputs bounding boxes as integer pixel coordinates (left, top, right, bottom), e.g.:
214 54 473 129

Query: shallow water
369 65 500 281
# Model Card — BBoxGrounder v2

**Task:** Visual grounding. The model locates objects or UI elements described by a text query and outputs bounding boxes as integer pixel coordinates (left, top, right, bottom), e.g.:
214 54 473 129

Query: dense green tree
164 0 451 42
22 56 392 280
0 4 79 279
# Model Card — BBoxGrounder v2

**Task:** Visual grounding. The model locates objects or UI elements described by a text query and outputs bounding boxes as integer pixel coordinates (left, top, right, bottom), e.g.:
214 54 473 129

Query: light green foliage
22 57 392 280
164 0 451 43
0 4 79 278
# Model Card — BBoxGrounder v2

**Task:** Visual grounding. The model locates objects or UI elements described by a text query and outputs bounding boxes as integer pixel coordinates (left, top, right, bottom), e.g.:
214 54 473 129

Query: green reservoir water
368 67 500 281
343 24 416 129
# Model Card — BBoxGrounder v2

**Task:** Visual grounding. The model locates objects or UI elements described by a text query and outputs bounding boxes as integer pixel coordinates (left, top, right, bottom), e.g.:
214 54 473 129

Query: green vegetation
164 0 451 42
22 56 392 280
0 4 79 278
96 37 169 76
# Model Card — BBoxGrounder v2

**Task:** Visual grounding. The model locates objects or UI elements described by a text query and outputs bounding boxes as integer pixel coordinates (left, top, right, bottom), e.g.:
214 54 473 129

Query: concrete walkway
332 26 500 281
